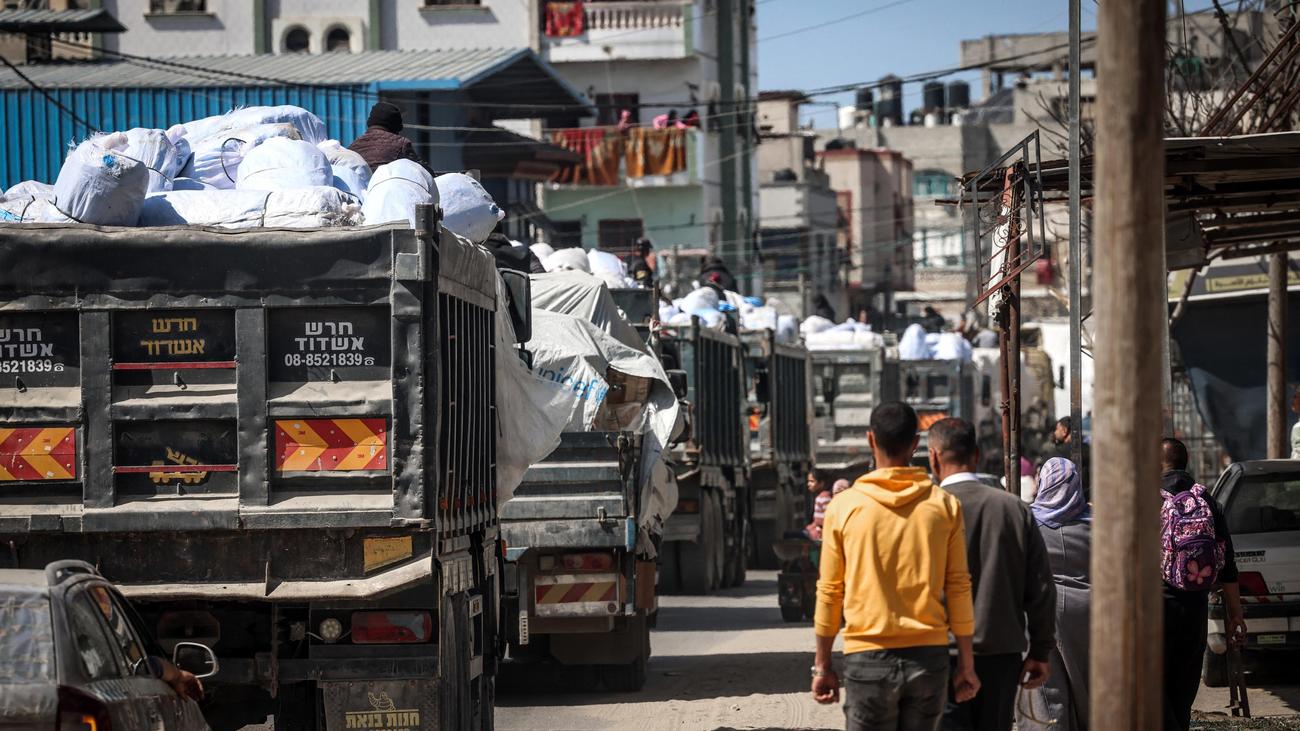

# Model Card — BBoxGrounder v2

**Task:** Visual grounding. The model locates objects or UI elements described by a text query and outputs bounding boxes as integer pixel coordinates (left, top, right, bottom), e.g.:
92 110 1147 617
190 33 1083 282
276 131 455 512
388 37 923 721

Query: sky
754 0 1112 128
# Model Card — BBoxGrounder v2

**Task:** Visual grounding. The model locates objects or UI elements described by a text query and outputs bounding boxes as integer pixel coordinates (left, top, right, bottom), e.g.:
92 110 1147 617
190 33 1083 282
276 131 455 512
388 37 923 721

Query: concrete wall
541 185 706 251
388 0 532 52
104 0 257 56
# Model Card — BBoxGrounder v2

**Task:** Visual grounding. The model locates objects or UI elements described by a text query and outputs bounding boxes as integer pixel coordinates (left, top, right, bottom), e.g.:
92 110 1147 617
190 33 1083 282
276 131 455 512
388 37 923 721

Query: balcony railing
542 0 694 61
547 126 698 187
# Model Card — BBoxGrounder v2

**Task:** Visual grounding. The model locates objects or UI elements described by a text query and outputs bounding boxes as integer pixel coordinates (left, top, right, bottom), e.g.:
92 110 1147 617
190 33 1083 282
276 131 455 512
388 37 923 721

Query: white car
1205 460 1300 686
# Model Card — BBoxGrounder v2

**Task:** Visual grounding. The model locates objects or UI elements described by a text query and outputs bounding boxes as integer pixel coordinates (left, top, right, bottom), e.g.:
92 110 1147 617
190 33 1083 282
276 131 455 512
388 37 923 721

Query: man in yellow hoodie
812 401 980 730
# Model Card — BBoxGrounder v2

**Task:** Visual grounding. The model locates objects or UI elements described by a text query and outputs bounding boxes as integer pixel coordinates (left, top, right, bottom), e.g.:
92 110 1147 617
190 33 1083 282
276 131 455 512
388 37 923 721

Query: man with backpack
1160 438 1245 731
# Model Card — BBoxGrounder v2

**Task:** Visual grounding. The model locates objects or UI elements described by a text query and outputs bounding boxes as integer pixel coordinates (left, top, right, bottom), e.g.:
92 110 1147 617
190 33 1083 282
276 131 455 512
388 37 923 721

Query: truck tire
678 497 717 594
601 617 650 692
751 518 778 570
658 540 680 594
780 603 804 623
1202 649 1229 688
710 491 725 591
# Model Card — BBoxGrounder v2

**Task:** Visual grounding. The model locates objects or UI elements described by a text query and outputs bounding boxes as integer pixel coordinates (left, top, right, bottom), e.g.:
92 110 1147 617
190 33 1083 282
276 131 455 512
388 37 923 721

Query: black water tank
947 80 970 109
876 74 903 126
923 81 945 112
855 86 874 114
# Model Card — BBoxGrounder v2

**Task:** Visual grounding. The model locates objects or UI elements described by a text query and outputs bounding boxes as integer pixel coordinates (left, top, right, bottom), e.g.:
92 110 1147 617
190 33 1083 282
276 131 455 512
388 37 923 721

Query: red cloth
544 1 585 37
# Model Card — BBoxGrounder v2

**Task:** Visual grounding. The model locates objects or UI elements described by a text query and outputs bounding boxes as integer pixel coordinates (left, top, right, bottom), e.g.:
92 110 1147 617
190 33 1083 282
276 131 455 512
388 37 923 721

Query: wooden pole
1091 0 1167 727
1268 251 1287 459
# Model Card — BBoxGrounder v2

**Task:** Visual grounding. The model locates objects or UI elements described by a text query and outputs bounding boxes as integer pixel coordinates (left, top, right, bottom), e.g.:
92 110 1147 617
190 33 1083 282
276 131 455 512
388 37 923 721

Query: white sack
139 187 361 229
776 315 799 344
317 139 371 201
434 173 502 244
52 133 149 226
183 105 327 147
588 248 631 289
805 320 885 351
182 123 302 190
362 159 436 227
934 332 973 361
544 247 591 273
677 286 719 314
530 242 555 262
4 180 53 200
170 177 215 191
800 315 834 336
236 137 332 192
1 195 51 223
899 323 934 360
740 305 778 333
122 127 190 193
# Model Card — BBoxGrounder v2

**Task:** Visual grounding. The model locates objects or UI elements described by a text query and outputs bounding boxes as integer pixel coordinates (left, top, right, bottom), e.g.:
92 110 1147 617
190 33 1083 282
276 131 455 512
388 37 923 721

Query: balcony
541 0 695 62
545 126 701 188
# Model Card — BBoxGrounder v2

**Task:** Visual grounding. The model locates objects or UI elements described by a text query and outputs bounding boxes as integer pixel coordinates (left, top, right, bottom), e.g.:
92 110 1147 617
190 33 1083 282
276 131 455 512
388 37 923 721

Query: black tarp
1172 294 1300 461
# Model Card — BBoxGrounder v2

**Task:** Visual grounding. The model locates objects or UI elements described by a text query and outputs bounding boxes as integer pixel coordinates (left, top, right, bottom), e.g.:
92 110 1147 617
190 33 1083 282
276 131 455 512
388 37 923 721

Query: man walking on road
812 401 980 730
928 418 1055 731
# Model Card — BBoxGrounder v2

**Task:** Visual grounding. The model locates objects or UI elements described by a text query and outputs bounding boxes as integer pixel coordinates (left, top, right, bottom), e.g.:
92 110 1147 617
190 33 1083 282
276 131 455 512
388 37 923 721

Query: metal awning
462 127 581 181
0 8 126 34
960 131 1300 271
0 47 590 118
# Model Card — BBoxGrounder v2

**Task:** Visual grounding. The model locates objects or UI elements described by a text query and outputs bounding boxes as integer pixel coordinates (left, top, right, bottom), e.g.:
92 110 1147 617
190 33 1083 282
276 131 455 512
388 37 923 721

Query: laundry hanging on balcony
624 127 687 178
545 1 586 37
551 128 623 186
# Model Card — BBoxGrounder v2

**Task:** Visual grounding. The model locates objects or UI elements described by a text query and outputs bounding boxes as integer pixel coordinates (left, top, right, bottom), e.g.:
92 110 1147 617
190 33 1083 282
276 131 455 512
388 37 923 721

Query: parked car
1205 460 1300 686
0 560 216 729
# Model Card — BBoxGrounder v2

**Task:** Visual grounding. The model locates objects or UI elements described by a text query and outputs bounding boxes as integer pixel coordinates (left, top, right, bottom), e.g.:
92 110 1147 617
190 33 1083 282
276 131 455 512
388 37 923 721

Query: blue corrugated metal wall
1 85 372 188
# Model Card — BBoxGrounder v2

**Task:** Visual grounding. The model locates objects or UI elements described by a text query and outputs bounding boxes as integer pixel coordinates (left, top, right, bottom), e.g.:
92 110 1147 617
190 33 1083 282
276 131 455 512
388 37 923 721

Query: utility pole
1068 0 1083 465
1091 0 1167 729
1268 251 1287 458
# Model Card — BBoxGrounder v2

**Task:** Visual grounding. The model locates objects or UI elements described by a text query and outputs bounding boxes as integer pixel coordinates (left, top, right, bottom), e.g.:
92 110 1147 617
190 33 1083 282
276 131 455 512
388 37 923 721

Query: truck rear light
57 686 111 731
1239 571 1270 596
560 552 613 571
351 611 432 644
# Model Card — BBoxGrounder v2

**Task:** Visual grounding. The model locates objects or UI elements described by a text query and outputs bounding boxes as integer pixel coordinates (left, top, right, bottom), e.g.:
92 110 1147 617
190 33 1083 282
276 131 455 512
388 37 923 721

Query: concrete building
817 146 914 324
536 0 759 292
0 1 119 64
755 91 842 318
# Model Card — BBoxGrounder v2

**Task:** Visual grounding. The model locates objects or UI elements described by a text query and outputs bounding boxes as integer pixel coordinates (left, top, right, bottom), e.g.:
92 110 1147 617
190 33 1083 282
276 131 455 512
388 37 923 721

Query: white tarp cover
181 122 302 190
523 270 681 549
806 320 887 351
362 160 436 228
317 139 372 202
139 187 362 229
121 127 190 194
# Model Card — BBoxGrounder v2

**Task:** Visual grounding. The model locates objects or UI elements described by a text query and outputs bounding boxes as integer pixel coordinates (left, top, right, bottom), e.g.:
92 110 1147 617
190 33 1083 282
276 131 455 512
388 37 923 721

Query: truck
656 318 751 594
741 329 814 570
497 287 659 691
810 342 899 480
0 207 521 731
899 358 976 464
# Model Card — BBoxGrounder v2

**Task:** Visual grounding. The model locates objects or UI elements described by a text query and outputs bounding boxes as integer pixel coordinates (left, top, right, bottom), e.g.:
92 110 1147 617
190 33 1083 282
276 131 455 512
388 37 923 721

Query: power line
0 54 92 133
758 0 918 43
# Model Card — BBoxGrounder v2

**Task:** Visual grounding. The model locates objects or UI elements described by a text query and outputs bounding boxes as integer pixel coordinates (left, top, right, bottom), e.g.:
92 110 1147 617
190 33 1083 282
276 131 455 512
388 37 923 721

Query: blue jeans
842 647 950 731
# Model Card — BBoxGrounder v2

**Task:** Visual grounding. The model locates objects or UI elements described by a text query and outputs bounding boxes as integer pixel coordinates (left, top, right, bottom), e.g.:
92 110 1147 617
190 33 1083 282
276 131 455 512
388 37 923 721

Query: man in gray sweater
930 418 1056 731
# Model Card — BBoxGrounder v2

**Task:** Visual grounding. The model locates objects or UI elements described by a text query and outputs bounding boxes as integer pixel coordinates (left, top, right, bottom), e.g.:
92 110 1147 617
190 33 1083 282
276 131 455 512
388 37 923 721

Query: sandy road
495 571 845 731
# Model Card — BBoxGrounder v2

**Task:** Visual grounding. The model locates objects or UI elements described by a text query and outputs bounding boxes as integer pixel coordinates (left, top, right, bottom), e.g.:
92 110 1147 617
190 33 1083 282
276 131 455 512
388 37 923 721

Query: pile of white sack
898 323 973 362
0 105 504 241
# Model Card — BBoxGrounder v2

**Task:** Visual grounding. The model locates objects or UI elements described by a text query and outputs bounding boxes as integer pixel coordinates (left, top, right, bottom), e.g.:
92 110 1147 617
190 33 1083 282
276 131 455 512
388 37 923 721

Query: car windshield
0 589 56 683
1224 472 1300 535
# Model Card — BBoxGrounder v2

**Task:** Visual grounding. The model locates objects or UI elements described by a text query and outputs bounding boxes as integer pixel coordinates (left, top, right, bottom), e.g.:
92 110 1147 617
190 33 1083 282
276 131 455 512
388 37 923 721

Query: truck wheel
678 498 717 594
271 682 317 731
751 519 778 570
710 491 726 591
780 603 804 623
1202 649 1229 688
658 540 680 594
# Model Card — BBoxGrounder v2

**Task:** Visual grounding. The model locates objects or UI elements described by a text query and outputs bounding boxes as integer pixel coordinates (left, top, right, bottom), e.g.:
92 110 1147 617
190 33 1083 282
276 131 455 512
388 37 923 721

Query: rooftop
0 7 125 34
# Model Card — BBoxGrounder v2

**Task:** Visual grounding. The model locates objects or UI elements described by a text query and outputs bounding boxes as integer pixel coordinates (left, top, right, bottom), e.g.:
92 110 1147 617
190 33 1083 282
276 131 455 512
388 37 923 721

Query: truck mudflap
322 678 437 731
533 572 622 617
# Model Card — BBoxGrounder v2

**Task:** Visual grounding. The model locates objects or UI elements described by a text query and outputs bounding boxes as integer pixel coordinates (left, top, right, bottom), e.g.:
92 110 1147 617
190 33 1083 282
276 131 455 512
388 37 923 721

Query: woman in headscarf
1018 457 1091 731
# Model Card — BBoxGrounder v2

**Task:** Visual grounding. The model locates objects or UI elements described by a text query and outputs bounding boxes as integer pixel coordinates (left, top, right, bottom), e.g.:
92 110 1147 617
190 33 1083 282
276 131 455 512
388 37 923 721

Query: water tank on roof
855 87 874 114
947 80 971 110
923 81 945 113
876 74 904 126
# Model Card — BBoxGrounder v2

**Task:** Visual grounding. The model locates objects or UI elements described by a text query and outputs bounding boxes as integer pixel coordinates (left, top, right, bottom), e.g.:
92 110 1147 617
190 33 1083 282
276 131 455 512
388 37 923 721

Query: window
88 585 149 676
551 220 583 249
283 26 310 53
66 593 120 681
149 0 206 12
0 593 54 682
424 0 482 5
1225 475 1300 534
913 170 952 198
325 27 351 53
595 93 639 127
598 219 644 255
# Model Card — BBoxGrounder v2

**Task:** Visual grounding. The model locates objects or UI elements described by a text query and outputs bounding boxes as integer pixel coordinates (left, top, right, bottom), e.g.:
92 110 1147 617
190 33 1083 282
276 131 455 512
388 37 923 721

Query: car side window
87 585 150 676
66 592 122 681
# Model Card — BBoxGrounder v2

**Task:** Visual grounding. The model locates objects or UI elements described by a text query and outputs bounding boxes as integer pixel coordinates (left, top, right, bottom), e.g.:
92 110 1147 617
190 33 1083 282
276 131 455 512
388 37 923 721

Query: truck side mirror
499 269 532 345
666 369 688 400
172 641 219 680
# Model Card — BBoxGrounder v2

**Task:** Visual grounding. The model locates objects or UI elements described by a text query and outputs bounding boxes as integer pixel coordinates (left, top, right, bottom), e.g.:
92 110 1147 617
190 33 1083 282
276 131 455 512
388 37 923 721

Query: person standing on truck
348 102 427 172
625 237 656 287
1160 438 1244 731
928 418 1054 731
812 401 980 730
699 256 738 293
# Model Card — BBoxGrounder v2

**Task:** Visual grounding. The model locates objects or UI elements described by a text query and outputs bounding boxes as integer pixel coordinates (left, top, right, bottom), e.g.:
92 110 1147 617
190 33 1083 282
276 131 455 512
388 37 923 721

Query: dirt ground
497 571 1300 731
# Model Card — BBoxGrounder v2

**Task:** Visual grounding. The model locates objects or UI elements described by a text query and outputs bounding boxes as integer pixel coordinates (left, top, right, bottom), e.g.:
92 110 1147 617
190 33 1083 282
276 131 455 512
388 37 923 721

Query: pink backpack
1160 483 1226 591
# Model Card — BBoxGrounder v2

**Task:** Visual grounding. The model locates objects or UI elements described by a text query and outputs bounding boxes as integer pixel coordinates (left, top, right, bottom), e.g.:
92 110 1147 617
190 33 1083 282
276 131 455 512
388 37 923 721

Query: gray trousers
842 647 950 731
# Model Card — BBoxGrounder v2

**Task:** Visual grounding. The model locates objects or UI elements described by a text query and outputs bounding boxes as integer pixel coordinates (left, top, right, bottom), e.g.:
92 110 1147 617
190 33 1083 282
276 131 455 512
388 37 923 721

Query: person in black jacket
699 256 737 293
348 102 427 172
625 238 655 287
812 294 837 322
1160 438 1245 731
931 418 1055 731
